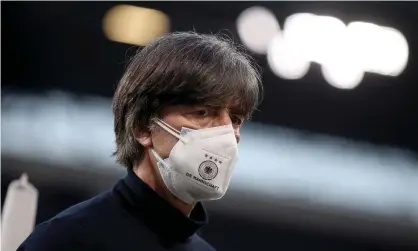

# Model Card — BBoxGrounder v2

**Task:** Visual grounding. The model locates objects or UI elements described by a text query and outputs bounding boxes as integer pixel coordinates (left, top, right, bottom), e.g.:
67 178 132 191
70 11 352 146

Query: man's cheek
157 136 178 157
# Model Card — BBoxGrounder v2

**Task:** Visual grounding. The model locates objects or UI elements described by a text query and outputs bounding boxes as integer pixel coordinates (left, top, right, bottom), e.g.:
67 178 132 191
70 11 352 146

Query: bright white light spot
267 34 310 80
322 66 364 90
311 16 346 65
244 11 410 88
379 27 409 76
321 45 365 90
346 22 409 76
320 21 364 90
282 13 315 62
346 22 382 75
283 14 346 65
237 6 281 54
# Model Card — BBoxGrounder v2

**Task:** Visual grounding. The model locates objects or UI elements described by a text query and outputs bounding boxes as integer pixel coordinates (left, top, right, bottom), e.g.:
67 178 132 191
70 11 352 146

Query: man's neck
133 153 196 216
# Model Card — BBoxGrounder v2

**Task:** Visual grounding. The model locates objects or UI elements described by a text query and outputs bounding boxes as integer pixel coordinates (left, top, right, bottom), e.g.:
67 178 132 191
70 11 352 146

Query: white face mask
150 119 239 204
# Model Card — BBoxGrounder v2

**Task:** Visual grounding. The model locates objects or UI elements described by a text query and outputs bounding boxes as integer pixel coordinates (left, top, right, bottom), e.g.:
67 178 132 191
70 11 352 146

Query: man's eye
194 109 209 117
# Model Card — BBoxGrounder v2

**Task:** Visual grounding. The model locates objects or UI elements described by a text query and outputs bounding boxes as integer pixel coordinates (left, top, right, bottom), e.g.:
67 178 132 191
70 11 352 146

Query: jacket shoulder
17 191 114 251
17 217 86 251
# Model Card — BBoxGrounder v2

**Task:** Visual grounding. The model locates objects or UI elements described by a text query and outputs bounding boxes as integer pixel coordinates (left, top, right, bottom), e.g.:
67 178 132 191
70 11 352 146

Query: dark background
2 1 418 151
2 2 418 251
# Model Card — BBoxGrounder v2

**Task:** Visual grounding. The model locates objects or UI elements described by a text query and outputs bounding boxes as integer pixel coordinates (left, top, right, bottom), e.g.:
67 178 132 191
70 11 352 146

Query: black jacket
18 170 215 251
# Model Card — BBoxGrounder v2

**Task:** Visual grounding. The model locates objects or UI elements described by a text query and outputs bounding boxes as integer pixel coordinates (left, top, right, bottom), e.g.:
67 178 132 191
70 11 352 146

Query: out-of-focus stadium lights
102 5 170 46
346 22 409 77
284 13 347 66
237 8 409 89
236 6 281 54
267 34 310 80
321 59 365 89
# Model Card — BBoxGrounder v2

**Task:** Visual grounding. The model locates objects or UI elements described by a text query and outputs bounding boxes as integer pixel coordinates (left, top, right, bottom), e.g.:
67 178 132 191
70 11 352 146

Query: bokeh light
267 34 311 80
237 6 281 55
103 5 170 46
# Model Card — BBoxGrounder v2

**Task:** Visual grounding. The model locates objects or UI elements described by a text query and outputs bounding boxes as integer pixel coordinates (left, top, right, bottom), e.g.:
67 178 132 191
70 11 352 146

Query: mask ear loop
151 148 165 163
154 119 188 143
156 119 180 134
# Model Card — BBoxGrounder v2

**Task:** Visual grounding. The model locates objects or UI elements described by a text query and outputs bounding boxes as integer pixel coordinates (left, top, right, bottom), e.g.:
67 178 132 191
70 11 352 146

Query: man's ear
133 128 152 148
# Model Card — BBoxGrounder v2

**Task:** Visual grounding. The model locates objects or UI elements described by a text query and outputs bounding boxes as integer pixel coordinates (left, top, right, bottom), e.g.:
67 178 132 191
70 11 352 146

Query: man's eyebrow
197 102 248 117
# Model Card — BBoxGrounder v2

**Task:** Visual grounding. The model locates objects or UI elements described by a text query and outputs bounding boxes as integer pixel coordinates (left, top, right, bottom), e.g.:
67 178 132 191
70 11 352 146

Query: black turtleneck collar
114 169 208 246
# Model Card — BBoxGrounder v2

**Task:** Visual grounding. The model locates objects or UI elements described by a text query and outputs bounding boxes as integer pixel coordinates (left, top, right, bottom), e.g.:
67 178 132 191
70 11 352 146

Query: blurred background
2 2 418 251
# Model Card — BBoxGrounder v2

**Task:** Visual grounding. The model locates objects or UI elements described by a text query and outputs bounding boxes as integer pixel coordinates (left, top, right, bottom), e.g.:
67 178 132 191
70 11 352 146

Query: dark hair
112 31 263 169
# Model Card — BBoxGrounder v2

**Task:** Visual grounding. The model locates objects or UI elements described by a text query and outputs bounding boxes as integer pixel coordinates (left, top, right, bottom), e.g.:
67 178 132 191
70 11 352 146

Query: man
18 32 262 251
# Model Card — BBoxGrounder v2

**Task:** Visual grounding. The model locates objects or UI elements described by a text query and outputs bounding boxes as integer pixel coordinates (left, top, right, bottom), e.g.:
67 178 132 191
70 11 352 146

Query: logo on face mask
198 161 218 180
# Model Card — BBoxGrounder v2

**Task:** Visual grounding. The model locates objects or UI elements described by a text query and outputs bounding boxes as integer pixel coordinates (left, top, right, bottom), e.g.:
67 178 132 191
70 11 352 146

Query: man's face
150 104 245 159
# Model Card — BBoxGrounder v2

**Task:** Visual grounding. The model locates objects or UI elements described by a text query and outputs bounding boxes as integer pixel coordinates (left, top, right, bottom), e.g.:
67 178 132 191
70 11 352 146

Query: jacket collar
114 169 208 246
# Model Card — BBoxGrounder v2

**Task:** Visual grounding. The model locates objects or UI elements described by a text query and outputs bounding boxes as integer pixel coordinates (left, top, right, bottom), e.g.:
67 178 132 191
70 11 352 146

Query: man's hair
112 32 263 169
